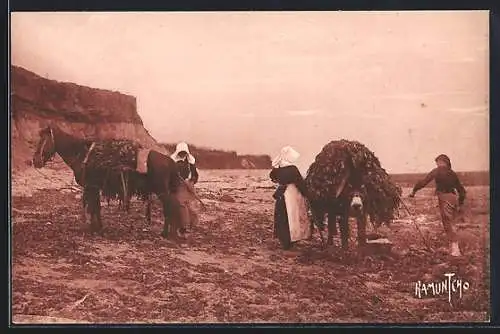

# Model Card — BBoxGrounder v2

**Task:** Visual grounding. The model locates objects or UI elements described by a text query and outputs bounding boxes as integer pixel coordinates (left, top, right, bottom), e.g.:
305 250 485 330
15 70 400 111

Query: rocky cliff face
11 65 167 171
11 66 271 171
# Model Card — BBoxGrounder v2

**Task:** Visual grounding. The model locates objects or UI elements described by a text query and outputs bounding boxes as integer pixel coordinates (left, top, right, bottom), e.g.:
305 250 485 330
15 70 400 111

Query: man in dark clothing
409 154 466 256
170 142 200 236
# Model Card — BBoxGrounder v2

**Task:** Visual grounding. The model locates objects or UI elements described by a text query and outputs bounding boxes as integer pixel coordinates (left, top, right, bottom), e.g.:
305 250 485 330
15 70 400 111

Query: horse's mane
48 124 93 146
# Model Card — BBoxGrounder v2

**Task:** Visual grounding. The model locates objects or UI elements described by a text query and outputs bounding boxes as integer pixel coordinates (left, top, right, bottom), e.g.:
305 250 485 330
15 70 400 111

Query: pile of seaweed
84 140 149 203
86 140 142 171
305 139 402 225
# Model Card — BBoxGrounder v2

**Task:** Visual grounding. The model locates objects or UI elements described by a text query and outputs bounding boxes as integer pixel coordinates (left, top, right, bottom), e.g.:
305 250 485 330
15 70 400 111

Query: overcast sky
11 11 489 173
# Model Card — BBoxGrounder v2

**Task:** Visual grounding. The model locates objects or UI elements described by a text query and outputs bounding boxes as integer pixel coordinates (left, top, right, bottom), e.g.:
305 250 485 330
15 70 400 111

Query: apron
175 180 199 229
284 184 312 242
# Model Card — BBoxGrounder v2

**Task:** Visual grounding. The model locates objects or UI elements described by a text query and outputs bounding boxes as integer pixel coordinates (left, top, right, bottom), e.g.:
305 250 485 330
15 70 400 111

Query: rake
179 176 207 211
398 196 433 252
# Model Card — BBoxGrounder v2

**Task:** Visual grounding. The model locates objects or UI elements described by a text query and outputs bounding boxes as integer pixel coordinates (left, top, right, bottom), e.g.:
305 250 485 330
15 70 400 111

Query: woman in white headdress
170 142 199 237
270 146 312 250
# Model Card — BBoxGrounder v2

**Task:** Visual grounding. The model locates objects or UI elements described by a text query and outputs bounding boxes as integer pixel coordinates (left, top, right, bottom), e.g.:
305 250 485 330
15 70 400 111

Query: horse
32 125 181 238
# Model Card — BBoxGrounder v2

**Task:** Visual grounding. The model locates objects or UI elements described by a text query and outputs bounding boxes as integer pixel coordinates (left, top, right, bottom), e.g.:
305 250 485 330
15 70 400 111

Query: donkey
308 169 369 251
32 125 182 238
325 183 369 250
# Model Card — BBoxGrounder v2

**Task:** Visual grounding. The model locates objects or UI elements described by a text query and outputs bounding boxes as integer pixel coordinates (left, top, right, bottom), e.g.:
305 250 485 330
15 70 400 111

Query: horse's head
33 126 56 168
347 184 367 216
330 164 367 216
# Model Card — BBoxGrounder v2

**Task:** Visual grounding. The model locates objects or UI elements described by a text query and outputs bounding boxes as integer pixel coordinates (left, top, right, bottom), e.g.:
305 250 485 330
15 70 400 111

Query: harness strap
83 142 96 165
120 171 129 211
49 127 55 147
80 142 95 186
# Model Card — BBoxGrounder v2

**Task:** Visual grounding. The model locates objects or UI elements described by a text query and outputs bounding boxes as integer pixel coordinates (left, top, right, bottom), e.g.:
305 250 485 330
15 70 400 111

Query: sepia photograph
10 10 490 324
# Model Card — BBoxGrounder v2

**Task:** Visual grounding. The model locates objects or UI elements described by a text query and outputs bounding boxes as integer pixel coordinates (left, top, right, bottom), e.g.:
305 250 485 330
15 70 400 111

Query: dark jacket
269 165 308 199
176 159 199 184
412 166 466 205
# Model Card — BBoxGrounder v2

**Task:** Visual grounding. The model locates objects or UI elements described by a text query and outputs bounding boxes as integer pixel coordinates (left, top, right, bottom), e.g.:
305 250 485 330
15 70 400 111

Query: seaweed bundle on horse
82 139 147 212
32 124 183 239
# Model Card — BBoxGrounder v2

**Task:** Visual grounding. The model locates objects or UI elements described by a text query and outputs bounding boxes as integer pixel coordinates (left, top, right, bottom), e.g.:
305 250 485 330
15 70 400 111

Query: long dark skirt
274 197 291 250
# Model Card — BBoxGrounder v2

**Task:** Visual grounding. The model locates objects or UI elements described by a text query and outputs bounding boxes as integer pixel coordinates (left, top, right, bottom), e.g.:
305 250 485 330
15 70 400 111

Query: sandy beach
11 167 490 324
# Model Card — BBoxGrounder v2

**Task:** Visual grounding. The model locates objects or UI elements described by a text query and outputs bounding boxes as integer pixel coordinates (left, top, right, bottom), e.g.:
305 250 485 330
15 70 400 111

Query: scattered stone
269 254 279 262
365 238 393 254
220 194 236 203
243 280 262 289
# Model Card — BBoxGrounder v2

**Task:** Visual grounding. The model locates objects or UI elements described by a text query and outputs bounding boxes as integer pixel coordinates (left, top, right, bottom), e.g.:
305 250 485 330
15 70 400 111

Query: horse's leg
85 186 97 232
309 207 325 247
171 194 184 239
125 172 131 212
145 193 152 224
120 172 129 213
332 216 338 236
95 190 103 232
81 188 89 225
339 213 350 251
369 213 380 231
159 192 178 239
87 187 103 233
356 214 367 248
158 191 170 238
308 220 314 239
117 191 123 210
82 198 86 224
327 211 337 246
308 208 323 246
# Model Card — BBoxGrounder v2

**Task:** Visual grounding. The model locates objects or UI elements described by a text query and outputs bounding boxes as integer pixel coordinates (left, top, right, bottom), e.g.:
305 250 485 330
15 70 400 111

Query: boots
450 241 461 257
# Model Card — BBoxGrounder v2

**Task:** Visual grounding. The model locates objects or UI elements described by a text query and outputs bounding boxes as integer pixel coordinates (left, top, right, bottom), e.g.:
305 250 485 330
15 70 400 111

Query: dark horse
32 125 182 238
308 170 369 251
